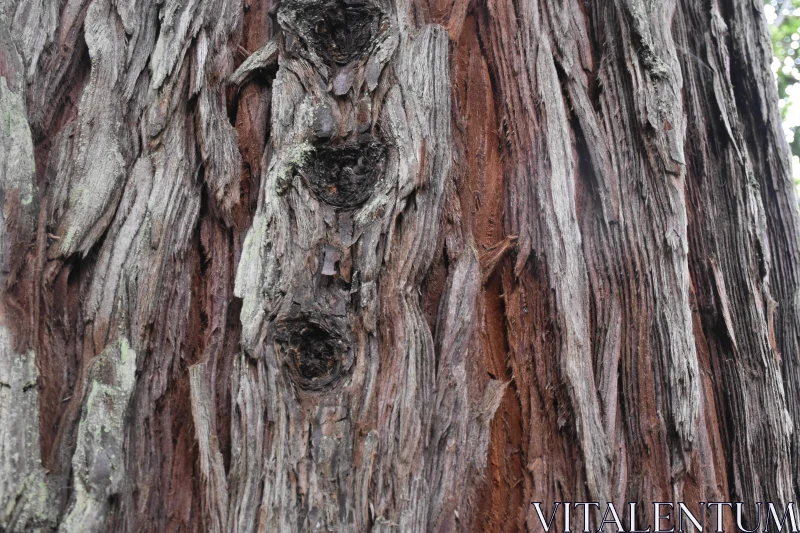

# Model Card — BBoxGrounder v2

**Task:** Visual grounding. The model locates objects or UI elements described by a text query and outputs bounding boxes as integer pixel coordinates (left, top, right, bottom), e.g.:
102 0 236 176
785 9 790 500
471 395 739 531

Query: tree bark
1 0 799 531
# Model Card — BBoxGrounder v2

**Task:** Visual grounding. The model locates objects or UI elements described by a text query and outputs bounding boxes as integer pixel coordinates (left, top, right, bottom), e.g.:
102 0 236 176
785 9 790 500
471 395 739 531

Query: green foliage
765 0 800 184
769 2 800 106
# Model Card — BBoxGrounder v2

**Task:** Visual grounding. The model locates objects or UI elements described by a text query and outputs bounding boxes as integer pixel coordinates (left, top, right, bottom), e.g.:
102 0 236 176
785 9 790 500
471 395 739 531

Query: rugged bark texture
1 0 799 531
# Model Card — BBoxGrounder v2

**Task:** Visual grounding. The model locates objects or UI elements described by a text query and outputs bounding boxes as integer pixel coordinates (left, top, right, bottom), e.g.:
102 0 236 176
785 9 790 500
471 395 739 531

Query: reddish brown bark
1 0 799 531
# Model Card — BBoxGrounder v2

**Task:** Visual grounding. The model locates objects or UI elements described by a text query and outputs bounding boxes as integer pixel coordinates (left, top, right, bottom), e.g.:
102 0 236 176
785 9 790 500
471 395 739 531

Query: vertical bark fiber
1 0 799 531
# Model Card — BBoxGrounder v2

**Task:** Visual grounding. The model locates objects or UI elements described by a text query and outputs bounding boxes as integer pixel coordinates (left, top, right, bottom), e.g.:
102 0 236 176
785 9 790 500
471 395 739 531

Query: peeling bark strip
2 0 800 531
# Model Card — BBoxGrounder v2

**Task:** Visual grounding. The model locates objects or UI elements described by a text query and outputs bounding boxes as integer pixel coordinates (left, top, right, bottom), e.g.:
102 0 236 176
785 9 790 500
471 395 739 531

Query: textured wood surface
1 0 799 531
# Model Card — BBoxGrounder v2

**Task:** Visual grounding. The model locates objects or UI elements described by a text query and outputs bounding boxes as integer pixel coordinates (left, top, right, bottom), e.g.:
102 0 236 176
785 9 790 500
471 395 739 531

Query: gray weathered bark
1 0 799 531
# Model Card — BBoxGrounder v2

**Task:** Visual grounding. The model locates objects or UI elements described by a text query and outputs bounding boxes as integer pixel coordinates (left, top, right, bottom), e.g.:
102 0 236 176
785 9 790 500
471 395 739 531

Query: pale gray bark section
189 363 229 533
0 22 50 531
0 327 53 532
59 336 136 533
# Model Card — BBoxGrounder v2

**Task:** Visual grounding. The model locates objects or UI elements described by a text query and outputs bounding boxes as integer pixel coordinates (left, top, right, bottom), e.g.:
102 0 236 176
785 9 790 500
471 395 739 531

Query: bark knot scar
298 136 387 208
274 315 350 390
279 0 385 65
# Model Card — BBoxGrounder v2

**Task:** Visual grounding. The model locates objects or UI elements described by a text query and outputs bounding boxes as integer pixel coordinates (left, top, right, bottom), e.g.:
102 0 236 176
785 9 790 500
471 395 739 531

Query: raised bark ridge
1 0 800 531
229 3 501 529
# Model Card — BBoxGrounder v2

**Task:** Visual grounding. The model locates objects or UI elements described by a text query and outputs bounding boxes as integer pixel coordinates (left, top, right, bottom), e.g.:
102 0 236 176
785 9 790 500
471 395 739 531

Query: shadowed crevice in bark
274 313 352 390
280 0 385 65
297 136 388 208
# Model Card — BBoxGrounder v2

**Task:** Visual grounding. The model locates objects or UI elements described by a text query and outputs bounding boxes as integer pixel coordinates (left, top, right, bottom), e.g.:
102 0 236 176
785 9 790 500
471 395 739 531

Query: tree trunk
1 0 799 531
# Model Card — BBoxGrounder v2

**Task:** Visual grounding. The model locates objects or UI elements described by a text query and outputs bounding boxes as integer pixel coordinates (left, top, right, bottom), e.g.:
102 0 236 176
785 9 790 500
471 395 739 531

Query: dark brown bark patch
279 0 385 65
274 313 351 390
299 136 387 208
